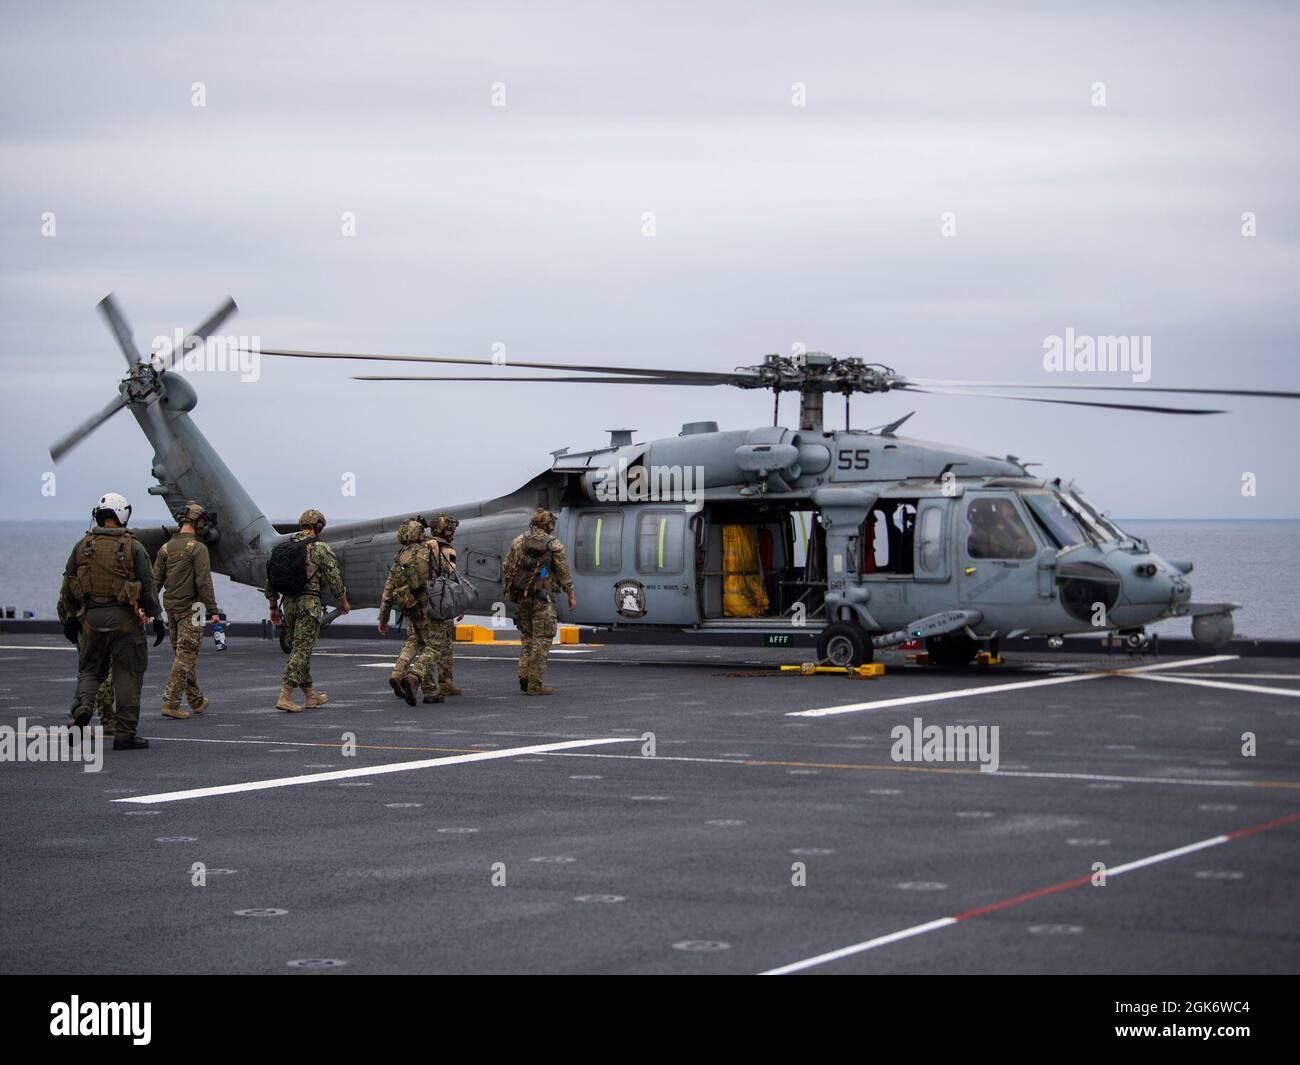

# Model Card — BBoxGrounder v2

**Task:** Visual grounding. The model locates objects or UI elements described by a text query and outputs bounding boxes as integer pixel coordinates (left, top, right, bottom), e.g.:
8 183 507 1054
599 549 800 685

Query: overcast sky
2 0 1297 524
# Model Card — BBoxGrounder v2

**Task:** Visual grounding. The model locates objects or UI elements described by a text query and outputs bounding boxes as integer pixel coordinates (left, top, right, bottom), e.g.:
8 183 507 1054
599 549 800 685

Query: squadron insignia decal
614 579 647 619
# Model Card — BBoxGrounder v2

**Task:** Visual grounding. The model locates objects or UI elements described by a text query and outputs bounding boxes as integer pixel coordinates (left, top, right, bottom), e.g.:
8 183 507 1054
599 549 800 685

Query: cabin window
966 498 1037 560
575 511 623 574
862 500 917 575
636 510 685 575
917 505 944 572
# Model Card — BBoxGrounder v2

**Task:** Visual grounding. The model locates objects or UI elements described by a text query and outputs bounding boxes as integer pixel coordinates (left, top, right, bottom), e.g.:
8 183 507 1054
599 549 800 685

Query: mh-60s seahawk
50 295 1298 667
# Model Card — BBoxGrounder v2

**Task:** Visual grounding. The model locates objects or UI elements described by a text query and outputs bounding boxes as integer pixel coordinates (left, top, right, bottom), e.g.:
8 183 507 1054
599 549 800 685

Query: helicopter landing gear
924 632 979 667
817 622 874 667
1107 628 1157 656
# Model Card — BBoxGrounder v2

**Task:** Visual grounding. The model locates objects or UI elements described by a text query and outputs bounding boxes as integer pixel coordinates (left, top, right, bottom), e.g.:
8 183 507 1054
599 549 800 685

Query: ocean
2 519 1296 638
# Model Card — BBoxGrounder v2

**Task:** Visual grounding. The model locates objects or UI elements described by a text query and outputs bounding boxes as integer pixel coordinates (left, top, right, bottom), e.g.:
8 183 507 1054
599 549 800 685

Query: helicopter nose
1127 554 1191 612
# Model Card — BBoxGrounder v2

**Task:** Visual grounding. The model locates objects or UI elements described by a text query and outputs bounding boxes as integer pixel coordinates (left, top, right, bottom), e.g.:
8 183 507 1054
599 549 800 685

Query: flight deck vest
75 530 141 608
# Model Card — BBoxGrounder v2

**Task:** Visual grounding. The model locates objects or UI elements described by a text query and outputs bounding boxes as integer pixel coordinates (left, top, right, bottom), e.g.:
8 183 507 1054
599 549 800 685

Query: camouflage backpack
504 529 555 602
388 542 440 612
75 530 141 608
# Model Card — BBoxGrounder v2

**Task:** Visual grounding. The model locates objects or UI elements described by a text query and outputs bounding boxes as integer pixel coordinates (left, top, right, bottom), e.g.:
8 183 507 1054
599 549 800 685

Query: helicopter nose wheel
817 622 874 667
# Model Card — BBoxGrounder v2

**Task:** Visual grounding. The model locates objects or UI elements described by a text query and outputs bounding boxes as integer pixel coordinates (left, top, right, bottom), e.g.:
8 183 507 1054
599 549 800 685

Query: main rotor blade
896 386 1224 415
899 377 1300 400
352 374 731 385
250 347 752 384
50 393 129 462
164 296 238 371
96 293 141 368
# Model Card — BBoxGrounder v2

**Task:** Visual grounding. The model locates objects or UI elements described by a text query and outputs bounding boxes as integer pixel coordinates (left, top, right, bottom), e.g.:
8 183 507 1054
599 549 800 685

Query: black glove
153 617 167 646
62 617 80 645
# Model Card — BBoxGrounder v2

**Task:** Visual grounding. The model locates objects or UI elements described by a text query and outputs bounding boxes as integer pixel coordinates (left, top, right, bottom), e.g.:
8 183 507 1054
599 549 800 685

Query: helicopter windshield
1020 492 1092 550
1066 488 1126 541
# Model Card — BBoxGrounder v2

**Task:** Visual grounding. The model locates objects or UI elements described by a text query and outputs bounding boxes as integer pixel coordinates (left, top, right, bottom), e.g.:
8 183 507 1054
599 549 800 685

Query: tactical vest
75 530 142 608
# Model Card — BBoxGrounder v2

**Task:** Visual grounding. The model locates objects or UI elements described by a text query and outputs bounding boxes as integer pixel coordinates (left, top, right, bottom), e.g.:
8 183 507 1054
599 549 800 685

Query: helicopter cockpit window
636 510 685 575
575 511 623 574
966 498 1037 560
1065 489 1122 541
1021 493 1088 551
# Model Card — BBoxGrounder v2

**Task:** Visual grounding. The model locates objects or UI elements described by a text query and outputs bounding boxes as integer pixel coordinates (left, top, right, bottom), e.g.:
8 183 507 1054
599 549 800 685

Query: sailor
58 492 161 750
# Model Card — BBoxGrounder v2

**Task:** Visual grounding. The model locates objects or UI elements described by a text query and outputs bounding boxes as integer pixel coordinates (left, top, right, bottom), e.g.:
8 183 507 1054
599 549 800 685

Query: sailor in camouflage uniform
265 509 350 712
378 518 443 705
58 492 161 750
502 508 576 696
153 501 220 720
428 514 462 696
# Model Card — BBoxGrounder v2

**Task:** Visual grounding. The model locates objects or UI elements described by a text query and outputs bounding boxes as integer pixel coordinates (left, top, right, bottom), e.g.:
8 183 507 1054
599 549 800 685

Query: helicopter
49 294 1300 667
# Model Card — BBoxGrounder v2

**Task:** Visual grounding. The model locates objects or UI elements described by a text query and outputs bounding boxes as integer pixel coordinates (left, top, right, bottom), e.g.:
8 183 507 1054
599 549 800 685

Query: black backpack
266 537 311 596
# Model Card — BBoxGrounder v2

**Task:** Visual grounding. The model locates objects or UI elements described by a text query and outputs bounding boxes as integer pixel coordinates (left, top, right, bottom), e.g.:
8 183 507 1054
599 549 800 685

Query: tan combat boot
302 686 329 709
161 704 190 720
440 682 463 696
276 685 302 713
190 696 209 715
526 682 554 696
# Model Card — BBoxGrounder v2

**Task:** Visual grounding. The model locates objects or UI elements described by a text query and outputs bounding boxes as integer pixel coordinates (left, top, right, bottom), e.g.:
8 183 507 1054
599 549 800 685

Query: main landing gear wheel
817 622 874 667
924 632 979 667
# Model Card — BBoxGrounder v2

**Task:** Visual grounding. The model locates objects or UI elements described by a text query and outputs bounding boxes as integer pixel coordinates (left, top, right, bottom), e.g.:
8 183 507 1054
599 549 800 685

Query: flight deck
1 633 1297 975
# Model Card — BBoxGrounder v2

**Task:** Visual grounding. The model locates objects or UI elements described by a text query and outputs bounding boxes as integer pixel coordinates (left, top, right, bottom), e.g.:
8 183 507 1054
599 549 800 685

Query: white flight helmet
92 492 133 527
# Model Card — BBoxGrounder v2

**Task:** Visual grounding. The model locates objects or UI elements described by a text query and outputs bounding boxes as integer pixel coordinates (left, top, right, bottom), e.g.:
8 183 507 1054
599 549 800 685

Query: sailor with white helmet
58 492 161 750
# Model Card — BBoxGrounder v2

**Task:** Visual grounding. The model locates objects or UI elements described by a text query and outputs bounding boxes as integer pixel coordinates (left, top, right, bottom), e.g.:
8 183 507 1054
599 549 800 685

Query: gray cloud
2 0 1297 524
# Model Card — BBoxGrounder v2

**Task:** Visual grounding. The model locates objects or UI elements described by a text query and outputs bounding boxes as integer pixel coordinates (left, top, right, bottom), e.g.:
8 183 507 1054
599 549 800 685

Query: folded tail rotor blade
49 393 129 462
165 296 238 371
96 293 142 368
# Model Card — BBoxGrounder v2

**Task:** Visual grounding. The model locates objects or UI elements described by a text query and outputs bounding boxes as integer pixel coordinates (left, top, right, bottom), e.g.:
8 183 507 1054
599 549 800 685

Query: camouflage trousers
431 618 455 687
392 610 438 694
162 611 205 710
74 623 147 740
515 598 557 687
281 594 323 689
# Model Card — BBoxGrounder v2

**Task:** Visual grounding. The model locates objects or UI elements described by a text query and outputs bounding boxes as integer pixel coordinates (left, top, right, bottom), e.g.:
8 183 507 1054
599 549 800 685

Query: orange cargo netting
722 524 769 617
